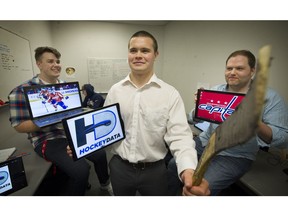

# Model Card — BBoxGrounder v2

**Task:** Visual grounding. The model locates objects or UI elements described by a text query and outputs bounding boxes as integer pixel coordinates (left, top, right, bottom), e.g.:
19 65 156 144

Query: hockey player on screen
39 88 50 100
47 87 68 111
40 87 68 111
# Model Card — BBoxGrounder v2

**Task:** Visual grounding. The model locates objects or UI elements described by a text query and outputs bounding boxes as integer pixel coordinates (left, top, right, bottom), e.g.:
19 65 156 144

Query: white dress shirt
105 73 198 175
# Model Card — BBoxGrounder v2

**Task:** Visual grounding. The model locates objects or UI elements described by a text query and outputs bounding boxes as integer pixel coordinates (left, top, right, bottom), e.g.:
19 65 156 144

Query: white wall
0 21 53 75
163 21 288 112
1 21 287 113
50 21 165 89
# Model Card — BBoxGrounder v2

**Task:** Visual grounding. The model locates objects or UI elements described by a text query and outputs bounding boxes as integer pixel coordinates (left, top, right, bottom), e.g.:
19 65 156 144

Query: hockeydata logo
0 171 9 185
0 166 12 193
74 110 117 153
198 96 239 122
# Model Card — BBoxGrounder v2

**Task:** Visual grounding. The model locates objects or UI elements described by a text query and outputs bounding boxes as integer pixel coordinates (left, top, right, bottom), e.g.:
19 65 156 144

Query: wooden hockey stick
192 45 272 186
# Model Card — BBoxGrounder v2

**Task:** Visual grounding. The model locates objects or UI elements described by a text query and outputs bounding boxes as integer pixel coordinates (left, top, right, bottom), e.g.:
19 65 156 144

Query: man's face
225 55 255 90
37 52 61 79
82 89 87 96
128 36 158 75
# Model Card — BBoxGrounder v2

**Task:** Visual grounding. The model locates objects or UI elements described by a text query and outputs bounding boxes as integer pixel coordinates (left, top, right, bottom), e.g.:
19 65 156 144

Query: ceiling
108 21 170 26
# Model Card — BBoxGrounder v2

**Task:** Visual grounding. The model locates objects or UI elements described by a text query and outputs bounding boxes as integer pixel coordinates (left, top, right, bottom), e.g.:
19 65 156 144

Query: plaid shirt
8 74 66 148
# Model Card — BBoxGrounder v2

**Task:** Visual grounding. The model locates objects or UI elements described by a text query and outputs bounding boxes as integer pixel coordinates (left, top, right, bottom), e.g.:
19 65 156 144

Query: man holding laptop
8 46 112 195
168 50 288 195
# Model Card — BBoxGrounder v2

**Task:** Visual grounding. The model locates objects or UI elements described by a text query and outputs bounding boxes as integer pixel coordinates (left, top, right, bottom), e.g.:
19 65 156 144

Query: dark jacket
82 84 105 109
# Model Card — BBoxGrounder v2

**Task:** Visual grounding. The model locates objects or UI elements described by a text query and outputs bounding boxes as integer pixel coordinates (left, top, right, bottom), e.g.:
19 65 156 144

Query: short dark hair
128 30 158 52
34 46 61 62
226 50 256 69
81 84 94 92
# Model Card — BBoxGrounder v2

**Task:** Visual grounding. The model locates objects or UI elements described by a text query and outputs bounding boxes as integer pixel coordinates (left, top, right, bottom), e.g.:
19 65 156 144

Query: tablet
194 89 245 124
62 103 125 160
0 156 28 195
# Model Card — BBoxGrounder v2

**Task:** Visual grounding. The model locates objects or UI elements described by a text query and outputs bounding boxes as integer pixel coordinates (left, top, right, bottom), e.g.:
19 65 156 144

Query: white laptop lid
0 147 16 163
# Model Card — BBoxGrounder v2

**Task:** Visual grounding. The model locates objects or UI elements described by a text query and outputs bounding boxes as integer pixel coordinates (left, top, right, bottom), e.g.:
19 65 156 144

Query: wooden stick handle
192 133 216 186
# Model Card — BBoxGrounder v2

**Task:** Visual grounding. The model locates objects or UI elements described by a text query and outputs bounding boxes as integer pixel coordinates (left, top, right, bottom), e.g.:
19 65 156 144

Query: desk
0 105 51 196
238 149 288 196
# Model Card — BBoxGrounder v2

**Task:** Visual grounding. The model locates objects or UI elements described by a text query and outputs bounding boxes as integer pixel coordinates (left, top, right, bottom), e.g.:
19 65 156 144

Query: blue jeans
167 136 253 196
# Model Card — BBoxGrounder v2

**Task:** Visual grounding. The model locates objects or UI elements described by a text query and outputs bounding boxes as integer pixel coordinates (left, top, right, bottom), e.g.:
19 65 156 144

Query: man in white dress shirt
103 30 210 196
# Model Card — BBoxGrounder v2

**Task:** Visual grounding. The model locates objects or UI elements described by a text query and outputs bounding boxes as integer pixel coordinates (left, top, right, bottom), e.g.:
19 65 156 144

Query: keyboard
34 109 83 127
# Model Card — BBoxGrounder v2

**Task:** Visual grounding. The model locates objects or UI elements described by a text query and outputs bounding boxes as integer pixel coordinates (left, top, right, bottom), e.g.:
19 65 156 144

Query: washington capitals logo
198 96 240 122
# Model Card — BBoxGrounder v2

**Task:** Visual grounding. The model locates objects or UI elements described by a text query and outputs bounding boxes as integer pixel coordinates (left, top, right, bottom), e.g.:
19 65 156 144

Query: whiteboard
87 58 130 93
0 27 34 101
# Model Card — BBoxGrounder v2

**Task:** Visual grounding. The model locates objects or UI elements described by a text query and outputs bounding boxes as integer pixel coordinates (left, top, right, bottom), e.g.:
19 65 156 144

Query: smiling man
9 47 113 195
103 30 210 196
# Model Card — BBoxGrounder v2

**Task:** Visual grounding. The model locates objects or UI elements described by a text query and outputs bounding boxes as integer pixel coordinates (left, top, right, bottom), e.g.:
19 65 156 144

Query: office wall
163 21 288 112
50 21 165 90
1 21 287 113
0 21 53 75
0 27 34 100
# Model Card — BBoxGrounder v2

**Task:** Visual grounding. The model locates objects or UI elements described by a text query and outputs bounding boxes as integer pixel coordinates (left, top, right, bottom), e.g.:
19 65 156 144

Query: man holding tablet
9 47 113 195
168 50 288 195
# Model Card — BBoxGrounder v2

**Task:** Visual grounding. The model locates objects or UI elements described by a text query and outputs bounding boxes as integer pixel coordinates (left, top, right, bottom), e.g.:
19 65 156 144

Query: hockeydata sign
0 166 12 194
195 89 245 124
62 103 125 160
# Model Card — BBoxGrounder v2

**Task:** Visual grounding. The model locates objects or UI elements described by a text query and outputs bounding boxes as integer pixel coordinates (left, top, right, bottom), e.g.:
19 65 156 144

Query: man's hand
181 169 210 196
66 145 73 158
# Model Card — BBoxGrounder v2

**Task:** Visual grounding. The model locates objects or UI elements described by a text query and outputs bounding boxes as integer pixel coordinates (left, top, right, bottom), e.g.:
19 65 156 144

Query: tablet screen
62 103 125 160
194 89 245 124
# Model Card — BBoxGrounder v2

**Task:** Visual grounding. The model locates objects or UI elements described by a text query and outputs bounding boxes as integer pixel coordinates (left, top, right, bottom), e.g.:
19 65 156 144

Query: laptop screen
0 156 28 195
62 103 126 160
23 82 82 119
194 89 245 124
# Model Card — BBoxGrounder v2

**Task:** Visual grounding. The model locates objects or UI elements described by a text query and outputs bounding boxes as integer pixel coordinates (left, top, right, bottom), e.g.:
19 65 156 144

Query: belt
114 155 163 170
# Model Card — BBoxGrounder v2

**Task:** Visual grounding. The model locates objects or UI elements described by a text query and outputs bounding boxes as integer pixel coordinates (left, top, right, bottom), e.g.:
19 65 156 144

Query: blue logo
75 110 117 147
0 171 9 185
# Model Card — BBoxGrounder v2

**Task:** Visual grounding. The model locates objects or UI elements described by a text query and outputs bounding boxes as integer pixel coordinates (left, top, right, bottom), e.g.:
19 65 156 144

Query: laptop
62 103 126 161
0 156 28 195
23 82 89 128
194 89 246 124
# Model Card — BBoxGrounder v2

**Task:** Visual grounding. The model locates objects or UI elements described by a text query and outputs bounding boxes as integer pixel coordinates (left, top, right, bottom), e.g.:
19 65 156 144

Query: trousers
34 138 110 195
86 149 110 186
109 155 169 196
